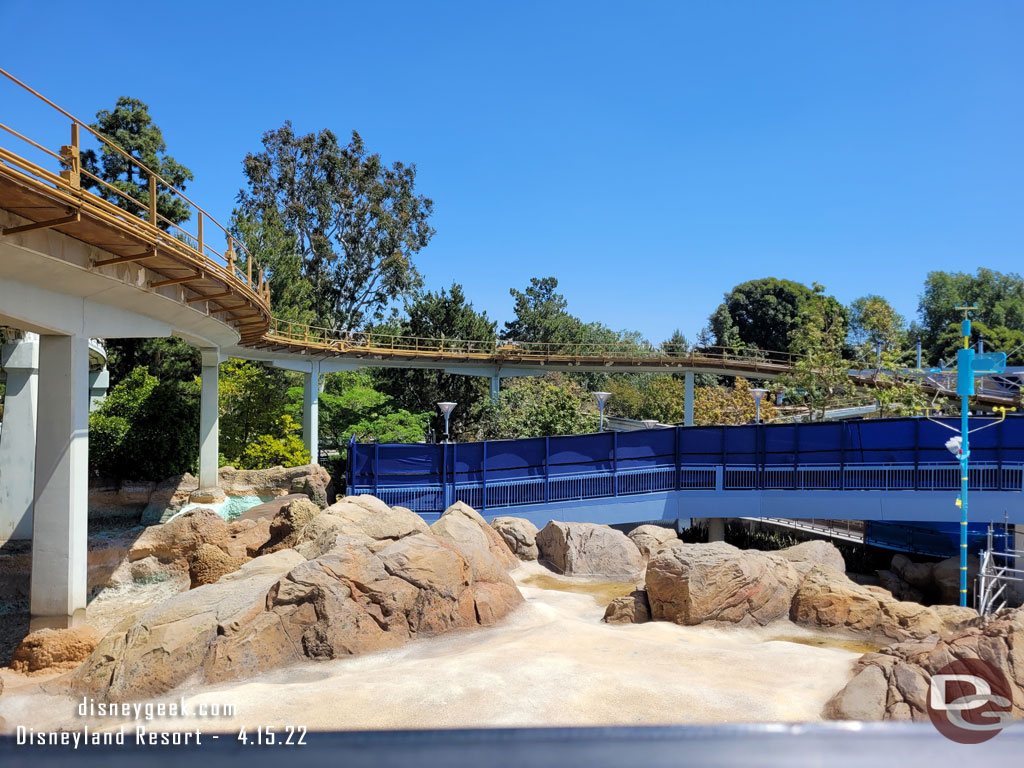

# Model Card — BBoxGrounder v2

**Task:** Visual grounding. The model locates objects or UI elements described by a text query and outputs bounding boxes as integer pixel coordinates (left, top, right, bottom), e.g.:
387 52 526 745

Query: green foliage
710 277 846 353
478 374 595 439
779 283 851 420
237 414 310 469
238 124 435 330
847 295 906 360
935 320 1024 367
89 367 199 479
81 97 194 227
104 337 199 386
219 360 300 464
372 283 496 438
319 371 430 447
918 269 1024 361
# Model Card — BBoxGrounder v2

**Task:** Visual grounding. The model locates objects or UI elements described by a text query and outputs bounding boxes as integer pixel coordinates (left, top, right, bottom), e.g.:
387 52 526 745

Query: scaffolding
976 518 1023 615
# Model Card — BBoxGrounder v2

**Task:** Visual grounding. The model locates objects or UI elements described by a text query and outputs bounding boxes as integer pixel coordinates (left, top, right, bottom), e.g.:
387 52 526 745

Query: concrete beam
198 348 220 490
0 334 39 541
30 334 89 628
707 518 726 542
490 375 500 404
685 371 694 427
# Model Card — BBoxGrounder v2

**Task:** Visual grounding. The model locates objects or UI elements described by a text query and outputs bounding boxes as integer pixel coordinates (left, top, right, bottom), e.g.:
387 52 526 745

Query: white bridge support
0 333 39 541
684 371 694 427
30 334 90 629
199 348 222 491
707 517 726 542
302 359 321 461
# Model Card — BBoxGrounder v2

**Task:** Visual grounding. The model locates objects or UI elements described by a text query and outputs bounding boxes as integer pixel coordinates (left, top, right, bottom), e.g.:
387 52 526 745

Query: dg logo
927 657 1014 744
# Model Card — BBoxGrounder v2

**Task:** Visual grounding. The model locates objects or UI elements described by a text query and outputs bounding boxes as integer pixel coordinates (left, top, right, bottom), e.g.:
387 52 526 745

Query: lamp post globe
750 388 768 424
594 391 611 432
437 401 457 443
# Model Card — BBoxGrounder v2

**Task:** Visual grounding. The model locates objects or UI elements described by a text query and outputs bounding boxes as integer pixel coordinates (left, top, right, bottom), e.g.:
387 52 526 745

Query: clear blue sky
4 1 1022 342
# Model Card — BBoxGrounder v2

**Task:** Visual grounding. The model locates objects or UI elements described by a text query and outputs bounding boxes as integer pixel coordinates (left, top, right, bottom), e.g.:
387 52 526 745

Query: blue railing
350 461 1024 513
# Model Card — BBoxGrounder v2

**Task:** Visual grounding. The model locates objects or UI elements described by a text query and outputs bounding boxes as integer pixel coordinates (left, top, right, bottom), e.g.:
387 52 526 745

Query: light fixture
750 388 768 424
437 401 457 443
594 391 611 432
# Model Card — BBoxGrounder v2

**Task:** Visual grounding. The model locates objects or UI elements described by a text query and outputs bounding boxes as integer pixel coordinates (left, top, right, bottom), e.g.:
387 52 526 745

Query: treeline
76 96 1024 479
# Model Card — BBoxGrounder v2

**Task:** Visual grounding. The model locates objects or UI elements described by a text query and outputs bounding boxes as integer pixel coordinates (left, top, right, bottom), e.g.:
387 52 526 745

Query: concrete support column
1 333 39 541
684 371 695 427
30 334 89 629
490 375 501 404
88 368 109 412
199 348 220 491
707 517 726 543
302 360 321 462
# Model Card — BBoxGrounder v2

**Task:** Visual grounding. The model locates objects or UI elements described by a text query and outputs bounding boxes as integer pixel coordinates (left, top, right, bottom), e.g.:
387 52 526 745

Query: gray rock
824 664 888 720
627 525 678 560
490 517 540 561
603 589 651 624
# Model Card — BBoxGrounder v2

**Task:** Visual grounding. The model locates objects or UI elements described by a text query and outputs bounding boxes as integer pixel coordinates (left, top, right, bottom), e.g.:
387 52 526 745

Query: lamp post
750 388 768 424
594 392 611 432
437 401 457 443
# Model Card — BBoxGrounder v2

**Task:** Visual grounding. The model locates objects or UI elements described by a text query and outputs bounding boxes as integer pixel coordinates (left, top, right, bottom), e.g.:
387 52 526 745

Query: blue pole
960 397 969 607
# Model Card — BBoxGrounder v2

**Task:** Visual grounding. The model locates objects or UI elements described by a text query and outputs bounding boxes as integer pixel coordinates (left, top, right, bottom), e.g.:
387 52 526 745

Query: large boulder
933 554 980 604
291 474 328 509
603 589 651 625
325 496 430 541
535 521 644 579
235 494 309 523
646 542 800 626
825 608 1024 721
222 518 273 559
790 565 974 642
627 525 678 561
128 508 228 564
189 544 248 587
490 517 540 561
11 625 103 674
776 539 846 575
257 497 322 554
432 502 519 571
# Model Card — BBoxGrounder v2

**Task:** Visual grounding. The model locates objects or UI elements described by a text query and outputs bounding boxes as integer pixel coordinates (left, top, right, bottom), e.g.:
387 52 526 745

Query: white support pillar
199 348 220 491
1 333 39 541
490 375 501 404
30 334 89 629
684 371 695 427
88 368 109 412
707 517 726 543
302 360 321 463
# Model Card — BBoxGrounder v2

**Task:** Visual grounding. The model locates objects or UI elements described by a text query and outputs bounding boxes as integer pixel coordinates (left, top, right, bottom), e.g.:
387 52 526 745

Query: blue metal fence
347 416 1024 513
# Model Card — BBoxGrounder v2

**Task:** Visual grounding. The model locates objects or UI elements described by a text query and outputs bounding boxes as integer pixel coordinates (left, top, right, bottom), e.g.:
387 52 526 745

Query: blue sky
3 1 1022 342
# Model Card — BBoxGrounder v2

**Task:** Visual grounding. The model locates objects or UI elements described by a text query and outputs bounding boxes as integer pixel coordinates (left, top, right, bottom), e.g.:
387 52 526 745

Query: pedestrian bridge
347 416 1024 529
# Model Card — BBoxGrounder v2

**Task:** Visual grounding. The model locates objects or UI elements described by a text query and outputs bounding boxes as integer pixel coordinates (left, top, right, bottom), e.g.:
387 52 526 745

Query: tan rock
776 539 846 574
223 518 273 559
189 544 249 587
536 521 644 579
603 589 651 624
257 497 322 554
646 542 799 626
325 497 430 541
128 509 228 564
490 516 540 560
432 502 519 571
234 494 308 524
627 525 678 561
11 625 103 674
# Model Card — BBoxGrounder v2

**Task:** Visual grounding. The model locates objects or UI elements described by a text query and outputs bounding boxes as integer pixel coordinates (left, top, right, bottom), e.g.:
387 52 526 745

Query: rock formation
189 544 249 587
65 498 523 701
603 589 651 625
627 525 679 561
490 516 540 560
825 608 1024 721
536 521 644 579
11 625 103 674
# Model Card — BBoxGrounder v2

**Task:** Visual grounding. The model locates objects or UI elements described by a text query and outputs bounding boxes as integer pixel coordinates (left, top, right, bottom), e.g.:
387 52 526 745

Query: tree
847 295 906 361
710 278 845 353
778 283 851 420
373 283 496 438
318 371 430 447
238 123 435 330
503 277 585 345
693 377 778 425
81 97 194 227
219 360 301 465
104 337 199 386
89 367 199 479
918 269 1024 361
935 320 1024 366
478 374 594 439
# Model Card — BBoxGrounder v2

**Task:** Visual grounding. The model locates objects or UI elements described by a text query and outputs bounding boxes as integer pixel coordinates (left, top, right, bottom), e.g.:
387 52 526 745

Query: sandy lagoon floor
0 561 863 733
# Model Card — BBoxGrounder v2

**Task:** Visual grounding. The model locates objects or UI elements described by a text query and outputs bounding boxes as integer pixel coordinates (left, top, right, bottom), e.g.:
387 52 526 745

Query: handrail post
148 174 157 224
197 211 204 255
59 122 80 190
247 252 252 286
